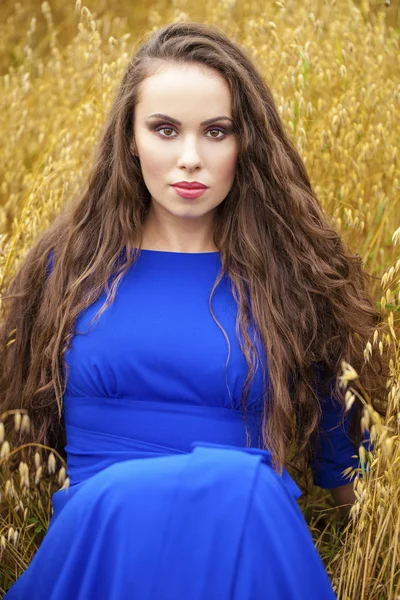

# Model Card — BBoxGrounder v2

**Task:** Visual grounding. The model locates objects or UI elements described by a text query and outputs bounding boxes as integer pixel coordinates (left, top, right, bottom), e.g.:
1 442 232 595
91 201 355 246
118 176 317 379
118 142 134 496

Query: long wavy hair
0 21 390 489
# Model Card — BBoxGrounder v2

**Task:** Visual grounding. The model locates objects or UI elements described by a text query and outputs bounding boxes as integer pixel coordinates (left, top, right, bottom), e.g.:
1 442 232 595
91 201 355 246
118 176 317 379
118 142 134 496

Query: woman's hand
329 482 356 520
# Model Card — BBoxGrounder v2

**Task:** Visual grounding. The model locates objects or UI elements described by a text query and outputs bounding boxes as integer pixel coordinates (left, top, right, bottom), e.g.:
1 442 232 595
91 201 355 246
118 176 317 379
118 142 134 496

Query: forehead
135 63 232 120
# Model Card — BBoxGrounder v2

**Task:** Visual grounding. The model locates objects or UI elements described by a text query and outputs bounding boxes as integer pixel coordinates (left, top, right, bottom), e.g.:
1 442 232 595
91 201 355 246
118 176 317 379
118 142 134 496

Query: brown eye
208 128 225 139
156 126 176 137
154 125 227 139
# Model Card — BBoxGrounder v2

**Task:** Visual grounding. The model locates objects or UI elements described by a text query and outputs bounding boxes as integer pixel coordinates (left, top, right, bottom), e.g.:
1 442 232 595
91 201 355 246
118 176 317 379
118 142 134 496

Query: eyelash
154 125 228 140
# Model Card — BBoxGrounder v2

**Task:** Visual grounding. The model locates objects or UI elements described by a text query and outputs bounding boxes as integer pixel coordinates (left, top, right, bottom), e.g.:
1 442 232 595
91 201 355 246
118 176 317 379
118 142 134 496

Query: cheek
136 132 172 175
213 149 238 181
140 148 171 180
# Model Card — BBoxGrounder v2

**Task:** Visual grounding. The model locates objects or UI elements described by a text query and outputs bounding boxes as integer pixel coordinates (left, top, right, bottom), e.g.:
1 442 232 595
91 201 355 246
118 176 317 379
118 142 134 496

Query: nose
177 136 203 170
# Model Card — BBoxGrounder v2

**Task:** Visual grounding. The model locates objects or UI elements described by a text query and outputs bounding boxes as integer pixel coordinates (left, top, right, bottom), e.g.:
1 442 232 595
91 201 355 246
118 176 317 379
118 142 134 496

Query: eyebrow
146 113 234 126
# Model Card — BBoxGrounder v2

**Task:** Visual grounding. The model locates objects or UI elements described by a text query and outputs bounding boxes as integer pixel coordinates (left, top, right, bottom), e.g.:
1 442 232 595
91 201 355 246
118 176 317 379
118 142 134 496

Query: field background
0 0 399 598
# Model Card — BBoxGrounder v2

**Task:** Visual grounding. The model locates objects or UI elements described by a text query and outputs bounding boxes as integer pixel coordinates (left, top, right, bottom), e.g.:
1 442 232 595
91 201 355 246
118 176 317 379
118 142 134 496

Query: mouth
171 183 208 190
171 185 208 199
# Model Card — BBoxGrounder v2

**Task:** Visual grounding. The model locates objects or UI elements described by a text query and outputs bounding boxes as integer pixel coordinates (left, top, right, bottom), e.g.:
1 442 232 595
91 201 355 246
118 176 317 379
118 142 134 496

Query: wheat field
0 0 399 598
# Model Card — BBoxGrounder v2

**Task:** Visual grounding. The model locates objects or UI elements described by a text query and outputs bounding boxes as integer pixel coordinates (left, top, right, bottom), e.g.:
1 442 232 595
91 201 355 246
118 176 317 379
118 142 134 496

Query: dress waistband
63 395 263 484
62 395 301 501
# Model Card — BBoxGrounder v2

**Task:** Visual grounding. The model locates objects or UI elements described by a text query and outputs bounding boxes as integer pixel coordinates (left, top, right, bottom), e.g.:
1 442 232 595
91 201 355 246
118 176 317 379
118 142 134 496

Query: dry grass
0 411 68 592
0 0 399 597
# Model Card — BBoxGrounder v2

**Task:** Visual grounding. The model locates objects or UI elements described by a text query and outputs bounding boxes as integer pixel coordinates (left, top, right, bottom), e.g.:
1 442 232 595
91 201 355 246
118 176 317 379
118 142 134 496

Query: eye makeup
147 121 234 139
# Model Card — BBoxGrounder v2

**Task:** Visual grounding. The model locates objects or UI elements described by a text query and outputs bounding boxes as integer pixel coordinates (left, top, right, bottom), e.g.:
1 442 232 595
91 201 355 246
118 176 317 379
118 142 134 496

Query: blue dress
4 249 361 599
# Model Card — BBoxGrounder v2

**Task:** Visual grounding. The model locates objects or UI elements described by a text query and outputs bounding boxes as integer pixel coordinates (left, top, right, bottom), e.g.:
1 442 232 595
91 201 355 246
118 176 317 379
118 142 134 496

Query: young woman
1 21 385 599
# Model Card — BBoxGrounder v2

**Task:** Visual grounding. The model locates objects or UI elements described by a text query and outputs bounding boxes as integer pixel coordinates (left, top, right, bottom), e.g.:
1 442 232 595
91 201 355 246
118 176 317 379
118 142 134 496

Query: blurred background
0 1 399 598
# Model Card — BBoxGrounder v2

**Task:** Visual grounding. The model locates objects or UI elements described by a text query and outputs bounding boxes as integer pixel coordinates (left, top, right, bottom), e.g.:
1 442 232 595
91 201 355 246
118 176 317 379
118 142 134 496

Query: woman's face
132 62 238 224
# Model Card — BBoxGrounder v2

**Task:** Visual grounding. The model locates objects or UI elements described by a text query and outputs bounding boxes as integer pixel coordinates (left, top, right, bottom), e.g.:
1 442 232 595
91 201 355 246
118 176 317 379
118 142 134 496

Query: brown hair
0 21 390 489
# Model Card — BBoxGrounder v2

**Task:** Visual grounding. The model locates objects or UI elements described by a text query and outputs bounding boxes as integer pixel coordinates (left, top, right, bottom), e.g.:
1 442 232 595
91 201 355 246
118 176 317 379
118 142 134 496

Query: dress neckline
134 248 220 255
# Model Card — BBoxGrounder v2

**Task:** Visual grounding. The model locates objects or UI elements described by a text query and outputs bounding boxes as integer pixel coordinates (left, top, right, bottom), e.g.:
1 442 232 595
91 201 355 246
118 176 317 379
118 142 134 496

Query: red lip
172 181 208 189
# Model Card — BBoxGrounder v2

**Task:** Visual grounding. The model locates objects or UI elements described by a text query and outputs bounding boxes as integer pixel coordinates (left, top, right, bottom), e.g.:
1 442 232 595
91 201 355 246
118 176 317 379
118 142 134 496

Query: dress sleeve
310 366 372 489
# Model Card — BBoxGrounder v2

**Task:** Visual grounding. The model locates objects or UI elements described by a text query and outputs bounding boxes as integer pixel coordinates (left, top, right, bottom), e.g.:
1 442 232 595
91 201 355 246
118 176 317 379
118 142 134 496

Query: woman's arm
329 482 356 520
